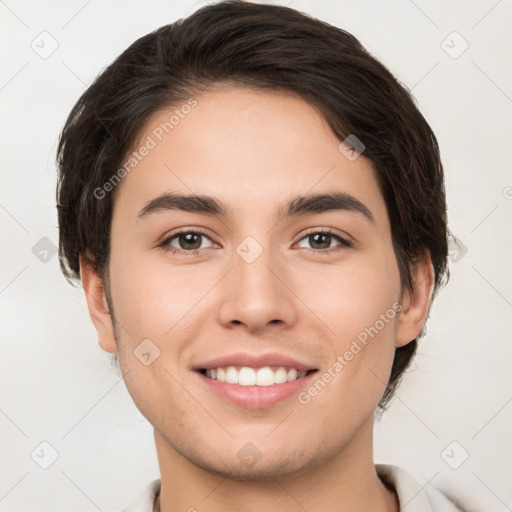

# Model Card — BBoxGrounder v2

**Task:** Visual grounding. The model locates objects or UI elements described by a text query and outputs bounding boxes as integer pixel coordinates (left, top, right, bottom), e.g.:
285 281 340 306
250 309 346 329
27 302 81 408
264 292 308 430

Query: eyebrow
137 191 375 224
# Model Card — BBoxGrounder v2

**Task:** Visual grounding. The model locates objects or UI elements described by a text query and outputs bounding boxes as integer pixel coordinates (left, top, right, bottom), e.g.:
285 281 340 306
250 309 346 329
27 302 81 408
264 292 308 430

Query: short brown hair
56 0 451 409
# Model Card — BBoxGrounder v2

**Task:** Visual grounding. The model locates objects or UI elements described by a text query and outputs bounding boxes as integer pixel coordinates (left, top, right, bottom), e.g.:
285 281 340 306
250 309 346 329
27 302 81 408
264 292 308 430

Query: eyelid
295 227 354 251
159 226 214 242
157 227 217 249
298 226 352 242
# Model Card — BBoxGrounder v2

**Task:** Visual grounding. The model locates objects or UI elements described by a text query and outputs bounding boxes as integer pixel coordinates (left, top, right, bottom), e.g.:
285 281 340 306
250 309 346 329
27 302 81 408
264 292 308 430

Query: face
84 86 429 480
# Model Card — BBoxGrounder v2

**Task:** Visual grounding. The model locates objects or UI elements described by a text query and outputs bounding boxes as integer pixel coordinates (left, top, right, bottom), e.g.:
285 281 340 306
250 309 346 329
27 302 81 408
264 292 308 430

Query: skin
80 86 434 512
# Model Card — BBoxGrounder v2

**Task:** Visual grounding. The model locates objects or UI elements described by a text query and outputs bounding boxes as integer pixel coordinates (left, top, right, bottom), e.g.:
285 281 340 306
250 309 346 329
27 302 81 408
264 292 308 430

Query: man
56 1 462 510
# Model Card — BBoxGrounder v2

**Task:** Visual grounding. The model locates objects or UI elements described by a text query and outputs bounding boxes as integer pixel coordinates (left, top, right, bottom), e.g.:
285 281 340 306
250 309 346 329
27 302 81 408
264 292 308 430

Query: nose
215 238 298 334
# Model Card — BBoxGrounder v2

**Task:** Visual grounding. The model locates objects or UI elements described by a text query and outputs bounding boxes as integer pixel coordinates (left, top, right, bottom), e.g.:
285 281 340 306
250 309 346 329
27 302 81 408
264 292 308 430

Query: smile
195 367 319 409
200 365 314 386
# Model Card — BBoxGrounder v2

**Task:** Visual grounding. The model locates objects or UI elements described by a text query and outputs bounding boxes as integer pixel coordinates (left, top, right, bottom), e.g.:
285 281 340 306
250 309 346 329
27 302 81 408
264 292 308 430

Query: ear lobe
395 251 435 348
79 254 118 354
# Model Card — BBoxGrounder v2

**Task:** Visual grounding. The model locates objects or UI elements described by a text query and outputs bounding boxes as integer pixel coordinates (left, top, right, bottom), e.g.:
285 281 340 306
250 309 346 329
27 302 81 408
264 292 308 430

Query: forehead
111 86 388 228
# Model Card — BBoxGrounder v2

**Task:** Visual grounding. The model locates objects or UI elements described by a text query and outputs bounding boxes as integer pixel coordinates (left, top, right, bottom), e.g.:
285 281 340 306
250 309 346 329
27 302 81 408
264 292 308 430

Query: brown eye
296 229 352 253
160 229 215 255
175 232 203 250
308 232 333 250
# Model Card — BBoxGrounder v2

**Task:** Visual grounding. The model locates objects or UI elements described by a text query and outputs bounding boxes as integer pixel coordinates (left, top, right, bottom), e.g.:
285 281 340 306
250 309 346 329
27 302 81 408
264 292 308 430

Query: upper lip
194 352 317 371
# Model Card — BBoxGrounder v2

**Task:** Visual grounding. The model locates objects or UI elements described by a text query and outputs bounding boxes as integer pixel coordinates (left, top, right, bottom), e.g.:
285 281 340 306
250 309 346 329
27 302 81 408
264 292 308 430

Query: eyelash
158 227 353 257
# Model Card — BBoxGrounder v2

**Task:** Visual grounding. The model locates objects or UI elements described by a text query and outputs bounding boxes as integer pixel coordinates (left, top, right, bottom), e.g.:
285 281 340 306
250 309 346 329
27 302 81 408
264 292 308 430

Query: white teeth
274 367 288 384
256 367 274 386
239 367 256 386
225 366 238 384
287 368 298 381
204 366 308 385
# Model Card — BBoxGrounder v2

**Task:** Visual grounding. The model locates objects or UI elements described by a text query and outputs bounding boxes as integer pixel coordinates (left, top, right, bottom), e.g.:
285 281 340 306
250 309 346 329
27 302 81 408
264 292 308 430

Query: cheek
117 353 189 431
310 247 401 395
300 311 398 421
108 249 209 343
303 244 401 333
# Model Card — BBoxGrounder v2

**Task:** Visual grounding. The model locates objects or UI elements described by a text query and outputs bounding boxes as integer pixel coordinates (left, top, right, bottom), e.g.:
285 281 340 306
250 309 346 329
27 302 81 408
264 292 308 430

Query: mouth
196 366 318 386
194 365 319 409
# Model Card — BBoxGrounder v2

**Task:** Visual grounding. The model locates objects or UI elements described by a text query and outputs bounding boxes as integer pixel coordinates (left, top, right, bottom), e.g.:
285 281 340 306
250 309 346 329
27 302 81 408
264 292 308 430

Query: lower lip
194 370 318 409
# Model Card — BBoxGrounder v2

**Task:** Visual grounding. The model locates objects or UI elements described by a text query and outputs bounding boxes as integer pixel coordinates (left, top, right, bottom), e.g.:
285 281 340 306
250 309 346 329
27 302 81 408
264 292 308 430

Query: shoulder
376 464 465 512
118 478 161 512
118 469 466 512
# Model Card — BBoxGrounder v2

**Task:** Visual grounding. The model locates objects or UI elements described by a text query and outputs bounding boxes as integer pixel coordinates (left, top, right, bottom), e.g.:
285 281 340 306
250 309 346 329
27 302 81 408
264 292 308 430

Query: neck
153 415 398 512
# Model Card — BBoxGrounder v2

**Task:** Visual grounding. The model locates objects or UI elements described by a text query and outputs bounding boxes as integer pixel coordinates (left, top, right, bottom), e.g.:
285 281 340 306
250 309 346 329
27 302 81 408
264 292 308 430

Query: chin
181 441 317 482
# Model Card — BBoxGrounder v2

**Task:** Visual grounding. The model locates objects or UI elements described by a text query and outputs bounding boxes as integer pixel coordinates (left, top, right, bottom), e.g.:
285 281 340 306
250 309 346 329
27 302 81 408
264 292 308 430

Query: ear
79 253 118 354
395 250 435 348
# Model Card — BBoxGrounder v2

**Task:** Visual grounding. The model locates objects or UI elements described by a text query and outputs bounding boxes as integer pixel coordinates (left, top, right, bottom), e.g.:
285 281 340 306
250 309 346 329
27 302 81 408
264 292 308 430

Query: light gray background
1 0 511 510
